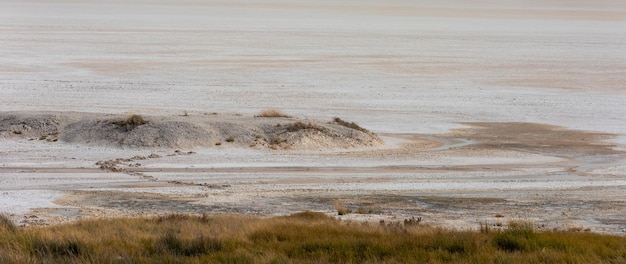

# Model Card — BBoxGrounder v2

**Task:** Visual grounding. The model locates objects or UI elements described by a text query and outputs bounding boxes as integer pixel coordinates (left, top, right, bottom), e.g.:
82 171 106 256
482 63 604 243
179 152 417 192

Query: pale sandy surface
1 0 626 234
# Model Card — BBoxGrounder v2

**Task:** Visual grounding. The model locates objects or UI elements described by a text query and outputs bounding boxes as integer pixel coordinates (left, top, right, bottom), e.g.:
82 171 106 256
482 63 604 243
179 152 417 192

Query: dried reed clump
256 109 291 118
333 202 352 216
109 114 148 131
333 117 369 133
0 214 16 233
284 121 325 133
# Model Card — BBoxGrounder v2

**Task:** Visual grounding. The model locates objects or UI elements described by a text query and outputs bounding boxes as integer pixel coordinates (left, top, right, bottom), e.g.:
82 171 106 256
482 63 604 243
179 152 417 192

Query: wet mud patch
61 191 263 216
450 122 620 157
412 196 506 209
598 217 626 226
302 194 506 215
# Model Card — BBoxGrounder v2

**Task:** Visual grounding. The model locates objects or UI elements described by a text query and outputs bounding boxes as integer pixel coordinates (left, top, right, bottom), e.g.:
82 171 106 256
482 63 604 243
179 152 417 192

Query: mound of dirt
0 112 383 150
0 113 67 141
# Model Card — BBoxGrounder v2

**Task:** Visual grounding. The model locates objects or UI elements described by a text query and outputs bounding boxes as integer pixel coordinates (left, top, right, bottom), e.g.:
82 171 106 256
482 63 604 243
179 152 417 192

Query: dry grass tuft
0 214 16 233
284 122 326 133
333 117 369 133
333 202 352 215
256 109 291 118
109 114 148 131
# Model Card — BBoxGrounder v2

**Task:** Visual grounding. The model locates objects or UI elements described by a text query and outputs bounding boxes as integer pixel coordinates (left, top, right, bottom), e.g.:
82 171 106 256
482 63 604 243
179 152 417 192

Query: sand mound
0 112 383 150
0 113 67 141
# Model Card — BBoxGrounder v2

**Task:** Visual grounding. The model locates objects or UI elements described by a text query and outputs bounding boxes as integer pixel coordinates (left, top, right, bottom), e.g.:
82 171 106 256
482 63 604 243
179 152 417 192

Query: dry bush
333 117 369 133
284 122 325 133
269 137 285 146
403 217 422 226
109 114 148 131
333 202 352 216
256 109 290 118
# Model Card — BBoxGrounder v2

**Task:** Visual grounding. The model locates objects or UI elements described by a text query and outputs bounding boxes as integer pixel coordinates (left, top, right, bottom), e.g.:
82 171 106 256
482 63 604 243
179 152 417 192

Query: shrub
333 202 351 215
333 117 369 133
284 122 325 133
109 114 148 131
269 137 285 145
256 109 290 118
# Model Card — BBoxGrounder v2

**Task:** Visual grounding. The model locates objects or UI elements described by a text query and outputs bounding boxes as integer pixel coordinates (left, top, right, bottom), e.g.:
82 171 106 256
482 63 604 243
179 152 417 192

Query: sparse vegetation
256 109 291 118
284 121 326 133
356 207 374 214
0 213 624 263
333 117 369 133
109 114 148 131
225 136 235 143
334 203 375 215
270 137 285 145
333 202 351 215
0 214 16 233
403 217 422 226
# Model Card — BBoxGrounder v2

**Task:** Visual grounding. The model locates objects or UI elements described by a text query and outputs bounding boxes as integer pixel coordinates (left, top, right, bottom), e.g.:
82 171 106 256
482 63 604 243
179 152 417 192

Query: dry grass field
1 213 625 263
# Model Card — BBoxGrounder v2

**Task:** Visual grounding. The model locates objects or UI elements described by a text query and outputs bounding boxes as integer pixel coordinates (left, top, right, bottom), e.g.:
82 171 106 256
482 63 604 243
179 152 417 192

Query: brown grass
284 122 326 133
333 117 369 133
0 213 624 263
256 109 291 118
109 114 148 131
333 202 352 215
